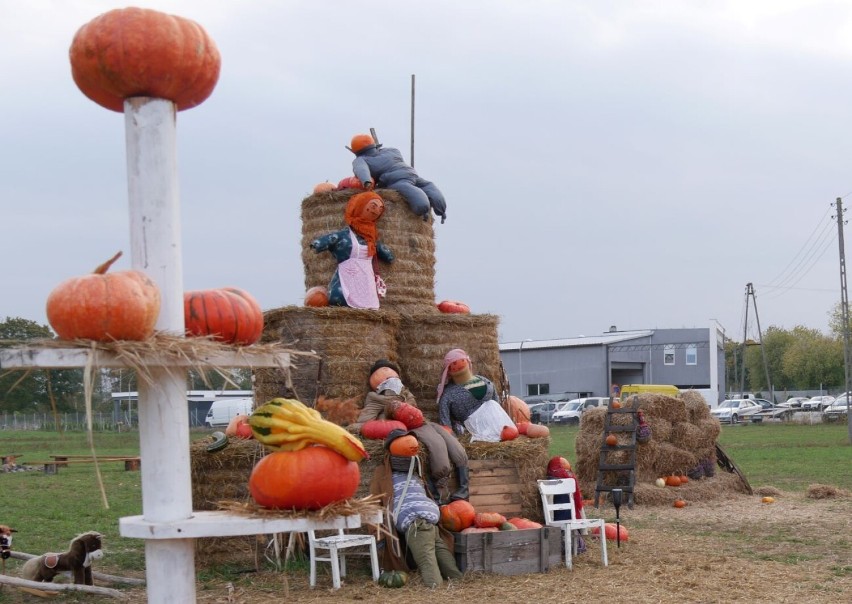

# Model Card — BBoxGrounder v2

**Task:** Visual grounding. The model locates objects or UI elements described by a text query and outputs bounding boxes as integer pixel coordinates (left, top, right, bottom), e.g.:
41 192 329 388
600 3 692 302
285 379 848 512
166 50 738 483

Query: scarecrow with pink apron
310 191 394 308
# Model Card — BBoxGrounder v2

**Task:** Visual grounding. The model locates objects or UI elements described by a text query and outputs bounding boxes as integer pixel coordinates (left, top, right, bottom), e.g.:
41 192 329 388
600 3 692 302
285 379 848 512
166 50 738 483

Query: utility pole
834 198 852 440
738 283 774 401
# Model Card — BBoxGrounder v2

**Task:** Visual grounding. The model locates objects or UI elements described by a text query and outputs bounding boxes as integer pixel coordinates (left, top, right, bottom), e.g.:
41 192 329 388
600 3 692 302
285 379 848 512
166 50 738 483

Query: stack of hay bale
575 390 750 505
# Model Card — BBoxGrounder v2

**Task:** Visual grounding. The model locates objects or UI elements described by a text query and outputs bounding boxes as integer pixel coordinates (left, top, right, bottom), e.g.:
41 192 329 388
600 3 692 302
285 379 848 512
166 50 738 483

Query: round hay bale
574 432 602 483
396 312 501 420
653 441 698 477
257 306 400 403
301 189 438 314
669 421 705 451
681 390 712 422
635 439 659 480
580 407 607 434
634 472 748 505
694 418 721 447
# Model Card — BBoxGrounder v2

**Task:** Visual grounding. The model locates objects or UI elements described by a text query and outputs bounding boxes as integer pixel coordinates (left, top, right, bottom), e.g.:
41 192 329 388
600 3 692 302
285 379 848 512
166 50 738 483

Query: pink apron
339 229 380 309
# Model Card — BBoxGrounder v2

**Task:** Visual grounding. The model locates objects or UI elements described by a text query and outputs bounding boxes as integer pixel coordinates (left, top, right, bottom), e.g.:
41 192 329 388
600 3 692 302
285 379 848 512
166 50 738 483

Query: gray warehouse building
499 322 726 407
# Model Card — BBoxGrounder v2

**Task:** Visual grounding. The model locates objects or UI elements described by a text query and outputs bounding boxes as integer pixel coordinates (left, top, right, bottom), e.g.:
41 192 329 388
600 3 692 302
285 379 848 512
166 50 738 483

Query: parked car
801 396 836 411
710 398 761 424
752 399 775 410
551 401 584 425
823 398 850 422
777 397 809 408
529 401 572 424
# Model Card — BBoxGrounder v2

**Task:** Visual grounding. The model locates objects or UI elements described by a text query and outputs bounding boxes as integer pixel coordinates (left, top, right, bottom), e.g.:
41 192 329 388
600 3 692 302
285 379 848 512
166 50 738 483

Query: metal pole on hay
125 96 195 603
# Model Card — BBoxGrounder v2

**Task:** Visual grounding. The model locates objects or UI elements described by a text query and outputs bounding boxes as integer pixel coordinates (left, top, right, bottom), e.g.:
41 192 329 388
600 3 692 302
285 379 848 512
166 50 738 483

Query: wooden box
453 527 563 575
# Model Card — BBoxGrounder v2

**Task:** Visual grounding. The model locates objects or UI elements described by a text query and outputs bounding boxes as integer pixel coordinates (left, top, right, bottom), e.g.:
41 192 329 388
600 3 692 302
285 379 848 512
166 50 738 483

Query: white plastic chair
307 525 380 589
537 478 608 570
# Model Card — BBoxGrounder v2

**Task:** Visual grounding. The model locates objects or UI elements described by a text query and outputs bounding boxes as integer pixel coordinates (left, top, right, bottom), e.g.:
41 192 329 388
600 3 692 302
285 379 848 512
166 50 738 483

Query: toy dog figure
20 531 103 585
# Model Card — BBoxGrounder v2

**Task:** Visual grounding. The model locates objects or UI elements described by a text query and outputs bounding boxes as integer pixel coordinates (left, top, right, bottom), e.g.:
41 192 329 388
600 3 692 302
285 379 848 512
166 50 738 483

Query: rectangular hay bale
453 527 562 575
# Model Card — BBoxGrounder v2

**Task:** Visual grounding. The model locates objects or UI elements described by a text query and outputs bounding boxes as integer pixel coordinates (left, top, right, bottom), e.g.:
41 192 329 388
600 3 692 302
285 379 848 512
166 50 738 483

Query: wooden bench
32 457 141 474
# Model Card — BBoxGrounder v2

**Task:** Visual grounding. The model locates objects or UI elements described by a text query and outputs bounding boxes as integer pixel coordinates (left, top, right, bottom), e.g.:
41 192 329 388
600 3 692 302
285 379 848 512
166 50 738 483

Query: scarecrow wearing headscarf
351 360 470 503
437 348 515 442
310 191 394 308
348 133 447 223
369 429 463 587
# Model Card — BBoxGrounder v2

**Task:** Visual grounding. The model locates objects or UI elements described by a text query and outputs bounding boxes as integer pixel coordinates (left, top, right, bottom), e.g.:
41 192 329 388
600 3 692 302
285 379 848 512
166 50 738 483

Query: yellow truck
619 384 679 400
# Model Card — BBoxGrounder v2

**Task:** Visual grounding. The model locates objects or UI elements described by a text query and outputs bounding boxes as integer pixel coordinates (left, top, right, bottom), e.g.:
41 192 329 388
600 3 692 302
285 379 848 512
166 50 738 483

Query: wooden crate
453 527 563 575
446 458 524 518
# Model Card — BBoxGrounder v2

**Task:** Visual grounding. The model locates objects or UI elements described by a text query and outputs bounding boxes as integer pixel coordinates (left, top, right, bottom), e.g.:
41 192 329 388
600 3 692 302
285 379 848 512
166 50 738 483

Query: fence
0 409 211 431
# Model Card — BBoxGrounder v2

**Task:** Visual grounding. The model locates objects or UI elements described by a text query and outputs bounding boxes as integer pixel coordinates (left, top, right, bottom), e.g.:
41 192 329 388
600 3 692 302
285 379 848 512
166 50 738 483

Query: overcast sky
2 0 851 345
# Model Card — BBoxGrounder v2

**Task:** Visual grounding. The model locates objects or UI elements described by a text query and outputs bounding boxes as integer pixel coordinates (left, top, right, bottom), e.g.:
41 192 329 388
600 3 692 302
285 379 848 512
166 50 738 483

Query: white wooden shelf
120 510 382 540
0 346 291 370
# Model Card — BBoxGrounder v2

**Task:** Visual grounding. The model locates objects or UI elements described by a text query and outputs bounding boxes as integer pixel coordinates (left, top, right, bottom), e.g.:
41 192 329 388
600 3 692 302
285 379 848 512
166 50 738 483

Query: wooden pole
124 97 194 603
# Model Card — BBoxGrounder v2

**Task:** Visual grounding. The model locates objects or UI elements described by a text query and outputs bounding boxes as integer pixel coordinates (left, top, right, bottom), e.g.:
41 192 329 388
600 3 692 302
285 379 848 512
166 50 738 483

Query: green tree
781 326 844 390
0 317 84 412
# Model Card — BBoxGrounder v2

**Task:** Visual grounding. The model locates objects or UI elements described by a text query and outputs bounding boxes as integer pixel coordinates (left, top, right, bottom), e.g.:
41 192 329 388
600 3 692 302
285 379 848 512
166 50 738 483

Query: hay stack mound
574 390 744 505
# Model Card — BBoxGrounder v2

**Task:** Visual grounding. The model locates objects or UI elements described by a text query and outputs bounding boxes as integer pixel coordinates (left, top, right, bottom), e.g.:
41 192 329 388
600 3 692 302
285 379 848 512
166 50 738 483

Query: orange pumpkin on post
69 7 221 112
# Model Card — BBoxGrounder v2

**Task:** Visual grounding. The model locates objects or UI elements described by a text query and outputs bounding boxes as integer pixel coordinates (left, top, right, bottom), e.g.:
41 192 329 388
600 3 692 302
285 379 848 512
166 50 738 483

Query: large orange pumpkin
436 300 470 314
46 251 161 341
592 522 629 541
439 500 476 532
69 7 221 112
504 396 531 424
525 423 550 438
184 287 263 345
249 447 359 510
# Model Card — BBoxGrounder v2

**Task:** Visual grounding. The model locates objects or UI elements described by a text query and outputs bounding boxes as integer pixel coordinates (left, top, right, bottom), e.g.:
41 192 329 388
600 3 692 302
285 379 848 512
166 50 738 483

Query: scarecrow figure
351 360 470 503
310 191 394 309
370 429 463 587
348 133 447 223
20 531 104 585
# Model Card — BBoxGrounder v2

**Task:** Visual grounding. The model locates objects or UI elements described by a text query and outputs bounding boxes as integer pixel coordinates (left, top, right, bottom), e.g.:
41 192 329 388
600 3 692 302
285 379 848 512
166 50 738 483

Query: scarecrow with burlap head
310 191 394 308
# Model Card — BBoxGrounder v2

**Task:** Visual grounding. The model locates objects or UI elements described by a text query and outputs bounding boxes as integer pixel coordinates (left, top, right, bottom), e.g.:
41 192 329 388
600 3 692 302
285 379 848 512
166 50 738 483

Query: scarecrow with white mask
350 360 469 503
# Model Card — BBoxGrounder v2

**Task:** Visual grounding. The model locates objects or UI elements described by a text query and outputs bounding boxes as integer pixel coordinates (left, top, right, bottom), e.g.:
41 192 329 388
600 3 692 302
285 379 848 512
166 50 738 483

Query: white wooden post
124 97 195 603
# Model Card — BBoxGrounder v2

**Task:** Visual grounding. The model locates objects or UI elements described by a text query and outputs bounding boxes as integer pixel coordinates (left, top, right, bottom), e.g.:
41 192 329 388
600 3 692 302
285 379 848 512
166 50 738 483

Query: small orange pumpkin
678 475 690 484
507 517 543 530
610 400 622 409
304 286 329 307
439 499 476 532
336 176 365 191
606 434 618 447
500 425 519 441
391 402 425 429
437 300 470 314
46 251 161 341
474 512 507 528
525 423 550 438
516 421 530 435
666 475 682 487
673 499 687 508
313 182 335 194
389 434 420 457
226 414 253 439
69 7 221 112
249 447 359 509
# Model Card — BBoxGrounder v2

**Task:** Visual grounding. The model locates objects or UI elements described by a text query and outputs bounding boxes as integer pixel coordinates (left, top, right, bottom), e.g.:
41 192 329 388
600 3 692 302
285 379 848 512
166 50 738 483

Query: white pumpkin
655 478 666 488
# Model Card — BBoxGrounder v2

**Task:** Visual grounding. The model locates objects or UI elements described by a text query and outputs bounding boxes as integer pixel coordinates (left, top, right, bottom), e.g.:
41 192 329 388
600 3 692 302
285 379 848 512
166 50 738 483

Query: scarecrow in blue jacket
310 191 394 308
348 133 447 223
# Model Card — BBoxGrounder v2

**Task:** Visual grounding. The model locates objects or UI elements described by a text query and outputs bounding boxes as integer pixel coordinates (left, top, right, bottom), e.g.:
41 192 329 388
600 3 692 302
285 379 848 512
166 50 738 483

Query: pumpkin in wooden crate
304 286 329 307
184 287 263 345
69 7 221 112
249 447 359 509
439 499 476 532
360 419 407 440
474 512 507 528
378 570 408 588
46 251 161 341
507 517 543 530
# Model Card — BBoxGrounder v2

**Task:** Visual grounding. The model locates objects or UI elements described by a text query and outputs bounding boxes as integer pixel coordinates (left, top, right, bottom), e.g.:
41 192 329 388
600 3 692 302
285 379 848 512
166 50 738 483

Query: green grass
546 421 852 491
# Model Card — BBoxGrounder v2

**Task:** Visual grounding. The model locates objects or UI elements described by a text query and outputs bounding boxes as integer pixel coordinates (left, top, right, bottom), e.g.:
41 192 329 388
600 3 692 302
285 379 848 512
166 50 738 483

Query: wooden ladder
593 406 638 509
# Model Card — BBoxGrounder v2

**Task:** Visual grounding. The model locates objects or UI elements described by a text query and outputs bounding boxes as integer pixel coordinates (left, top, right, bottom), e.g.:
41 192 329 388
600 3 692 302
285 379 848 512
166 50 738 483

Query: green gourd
378 570 408 588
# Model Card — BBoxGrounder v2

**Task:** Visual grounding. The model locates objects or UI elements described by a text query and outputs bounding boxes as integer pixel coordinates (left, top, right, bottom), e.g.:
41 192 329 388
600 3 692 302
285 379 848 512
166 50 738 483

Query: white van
205 398 254 428
552 397 610 424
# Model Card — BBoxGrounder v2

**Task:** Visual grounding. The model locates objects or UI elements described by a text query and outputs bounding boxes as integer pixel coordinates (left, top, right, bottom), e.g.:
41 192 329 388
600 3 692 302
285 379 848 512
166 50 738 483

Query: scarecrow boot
449 466 470 501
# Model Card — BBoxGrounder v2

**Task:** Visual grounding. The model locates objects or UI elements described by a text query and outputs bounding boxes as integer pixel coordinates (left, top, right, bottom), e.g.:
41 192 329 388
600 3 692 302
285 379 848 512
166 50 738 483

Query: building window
686 345 697 365
664 345 675 365
527 384 549 396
